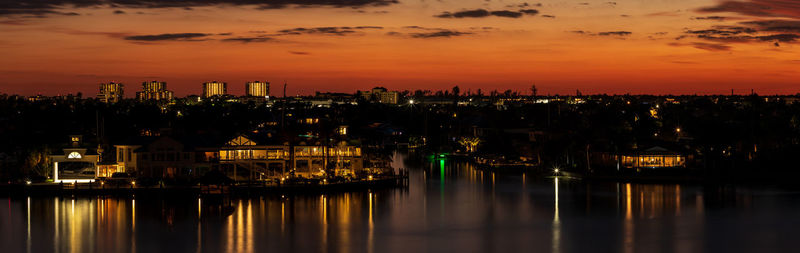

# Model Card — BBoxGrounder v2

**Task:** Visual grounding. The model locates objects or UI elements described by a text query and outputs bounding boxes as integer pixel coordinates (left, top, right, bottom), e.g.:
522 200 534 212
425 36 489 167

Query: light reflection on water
2 152 800 253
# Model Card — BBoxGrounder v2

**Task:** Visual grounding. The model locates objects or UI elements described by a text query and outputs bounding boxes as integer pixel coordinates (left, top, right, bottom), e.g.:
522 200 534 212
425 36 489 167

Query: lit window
67 152 82 159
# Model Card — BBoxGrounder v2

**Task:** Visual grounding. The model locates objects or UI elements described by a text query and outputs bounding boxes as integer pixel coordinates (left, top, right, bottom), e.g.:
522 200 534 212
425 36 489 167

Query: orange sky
1 0 799 96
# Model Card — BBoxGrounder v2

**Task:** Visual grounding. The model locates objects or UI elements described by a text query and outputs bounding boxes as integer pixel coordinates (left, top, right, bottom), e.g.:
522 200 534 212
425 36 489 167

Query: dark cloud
490 10 523 18
391 26 476 39
0 0 399 17
742 20 800 33
697 1 800 18
409 30 472 38
692 16 727 21
289 51 310 55
505 3 542 8
123 33 211 41
113 10 125 14
276 26 382 36
686 26 757 36
682 19 800 46
695 33 800 43
541 14 555 18
436 9 490 18
435 8 538 19
571 30 632 37
597 31 631 36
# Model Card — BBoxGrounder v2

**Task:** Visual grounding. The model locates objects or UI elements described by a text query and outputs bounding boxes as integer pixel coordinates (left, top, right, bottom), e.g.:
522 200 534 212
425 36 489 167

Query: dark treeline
2 93 800 181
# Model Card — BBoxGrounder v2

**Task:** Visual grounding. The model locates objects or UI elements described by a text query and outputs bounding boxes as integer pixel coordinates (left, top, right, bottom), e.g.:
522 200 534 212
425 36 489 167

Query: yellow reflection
552 177 560 253
247 200 253 253
196 198 202 253
237 201 243 253
131 199 136 253
227 203 234 253
27 197 31 253
624 184 634 253
368 192 374 253
322 195 328 253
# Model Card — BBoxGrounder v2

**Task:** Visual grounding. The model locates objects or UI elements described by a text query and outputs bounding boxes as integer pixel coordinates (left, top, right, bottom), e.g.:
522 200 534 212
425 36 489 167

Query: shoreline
0 177 408 197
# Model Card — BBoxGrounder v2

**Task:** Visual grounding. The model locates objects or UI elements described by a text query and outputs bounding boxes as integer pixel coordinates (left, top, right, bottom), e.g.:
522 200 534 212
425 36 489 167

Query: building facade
359 87 399 104
97 82 124 103
203 81 227 98
115 136 217 179
50 135 100 183
245 81 269 97
136 81 174 101
219 135 363 181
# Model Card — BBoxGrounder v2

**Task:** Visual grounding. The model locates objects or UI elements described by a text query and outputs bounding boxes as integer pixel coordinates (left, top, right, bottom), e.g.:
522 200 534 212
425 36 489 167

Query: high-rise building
136 81 174 101
245 81 269 97
202 81 227 98
97 82 124 103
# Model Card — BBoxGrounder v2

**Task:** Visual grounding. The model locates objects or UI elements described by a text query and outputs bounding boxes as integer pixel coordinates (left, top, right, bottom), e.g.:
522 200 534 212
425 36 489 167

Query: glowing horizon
1 0 799 96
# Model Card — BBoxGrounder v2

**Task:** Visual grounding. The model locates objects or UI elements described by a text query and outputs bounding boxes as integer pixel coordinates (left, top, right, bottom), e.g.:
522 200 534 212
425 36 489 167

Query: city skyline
2 0 800 96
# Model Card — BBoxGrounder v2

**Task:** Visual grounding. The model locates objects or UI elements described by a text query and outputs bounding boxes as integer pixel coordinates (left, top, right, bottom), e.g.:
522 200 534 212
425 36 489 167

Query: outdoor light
26 180 32 185
131 181 136 186
676 128 681 133
408 99 414 104
368 175 374 180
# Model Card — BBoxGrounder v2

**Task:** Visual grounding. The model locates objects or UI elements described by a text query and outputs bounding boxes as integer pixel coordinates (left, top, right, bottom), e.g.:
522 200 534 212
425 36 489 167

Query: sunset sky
1 0 799 96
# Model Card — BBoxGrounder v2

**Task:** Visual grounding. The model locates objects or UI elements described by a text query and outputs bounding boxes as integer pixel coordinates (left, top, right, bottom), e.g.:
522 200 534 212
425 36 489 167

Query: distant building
359 87 398 104
245 81 269 97
203 81 227 98
97 82 124 103
136 81 174 101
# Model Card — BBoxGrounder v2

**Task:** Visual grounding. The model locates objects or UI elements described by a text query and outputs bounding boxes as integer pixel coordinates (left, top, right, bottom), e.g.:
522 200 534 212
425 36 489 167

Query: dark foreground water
2 152 800 253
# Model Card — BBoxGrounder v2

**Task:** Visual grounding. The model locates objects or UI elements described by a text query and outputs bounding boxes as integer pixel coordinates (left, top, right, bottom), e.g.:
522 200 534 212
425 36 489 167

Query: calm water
2 152 800 253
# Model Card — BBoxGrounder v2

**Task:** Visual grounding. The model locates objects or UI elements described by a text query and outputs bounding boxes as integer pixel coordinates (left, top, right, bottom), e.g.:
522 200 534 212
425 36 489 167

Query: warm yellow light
26 180 32 185
131 181 136 186
408 99 414 104
368 175 373 180
676 128 681 133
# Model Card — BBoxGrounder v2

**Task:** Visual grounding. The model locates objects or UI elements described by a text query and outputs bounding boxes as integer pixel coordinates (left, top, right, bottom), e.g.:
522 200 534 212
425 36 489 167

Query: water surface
2 152 799 253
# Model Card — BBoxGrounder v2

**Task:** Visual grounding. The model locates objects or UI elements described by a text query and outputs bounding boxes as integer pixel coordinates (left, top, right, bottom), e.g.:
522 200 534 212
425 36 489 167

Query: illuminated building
203 81 227 98
618 147 688 169
245 81 269 97
219 135 363 180
97 82 124 103
359 87 399 104
136 81 174 101
219 135 290 180
49 135 99 183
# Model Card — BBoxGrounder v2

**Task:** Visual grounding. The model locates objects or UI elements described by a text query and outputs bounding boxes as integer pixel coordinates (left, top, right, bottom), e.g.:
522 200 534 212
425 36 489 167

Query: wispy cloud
435 8 539 19
0 0 400 17
276 26 383 36
124 33 212 41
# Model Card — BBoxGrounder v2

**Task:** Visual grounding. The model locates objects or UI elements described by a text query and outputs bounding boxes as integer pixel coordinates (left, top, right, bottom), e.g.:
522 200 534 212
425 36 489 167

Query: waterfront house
618 146 688 169
50 135 100 183
219 135 290 181
219 134 364 181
